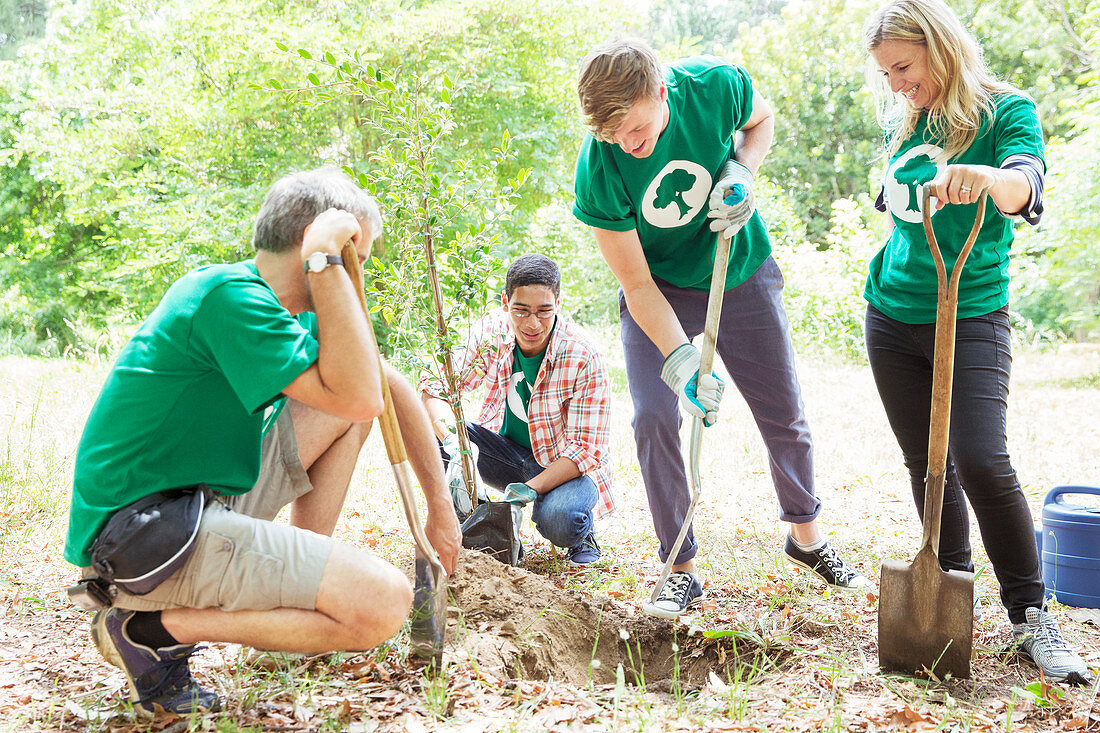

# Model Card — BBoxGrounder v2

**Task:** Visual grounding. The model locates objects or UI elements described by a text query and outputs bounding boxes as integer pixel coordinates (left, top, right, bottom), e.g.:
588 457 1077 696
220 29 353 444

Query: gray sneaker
91 609 220 717
1011 607 1093 685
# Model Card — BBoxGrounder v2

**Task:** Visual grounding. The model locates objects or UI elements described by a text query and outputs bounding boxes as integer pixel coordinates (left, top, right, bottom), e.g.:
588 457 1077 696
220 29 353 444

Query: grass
2 345 1100 731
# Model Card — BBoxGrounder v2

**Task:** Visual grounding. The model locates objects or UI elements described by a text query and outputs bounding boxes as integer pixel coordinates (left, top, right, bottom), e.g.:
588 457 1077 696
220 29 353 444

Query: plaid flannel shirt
419 310 614 517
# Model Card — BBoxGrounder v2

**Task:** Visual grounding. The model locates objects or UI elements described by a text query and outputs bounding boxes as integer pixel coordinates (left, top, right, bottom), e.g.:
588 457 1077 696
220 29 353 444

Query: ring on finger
960 185 973 194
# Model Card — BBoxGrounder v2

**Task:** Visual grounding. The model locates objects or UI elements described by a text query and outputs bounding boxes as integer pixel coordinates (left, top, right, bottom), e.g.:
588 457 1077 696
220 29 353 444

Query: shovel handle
340 243 444 577
919 185 988 553
647 230 732 607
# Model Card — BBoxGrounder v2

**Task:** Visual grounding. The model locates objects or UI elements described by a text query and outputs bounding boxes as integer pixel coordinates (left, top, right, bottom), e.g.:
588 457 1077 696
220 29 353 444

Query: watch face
307 251 327 272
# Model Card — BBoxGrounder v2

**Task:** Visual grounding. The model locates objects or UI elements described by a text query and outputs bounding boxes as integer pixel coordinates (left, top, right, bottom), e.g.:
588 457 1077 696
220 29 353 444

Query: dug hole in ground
425 548 761 690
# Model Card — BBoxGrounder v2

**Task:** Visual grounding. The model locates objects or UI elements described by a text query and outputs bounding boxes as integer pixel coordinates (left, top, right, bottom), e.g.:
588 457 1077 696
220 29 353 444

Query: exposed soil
442 548 776 689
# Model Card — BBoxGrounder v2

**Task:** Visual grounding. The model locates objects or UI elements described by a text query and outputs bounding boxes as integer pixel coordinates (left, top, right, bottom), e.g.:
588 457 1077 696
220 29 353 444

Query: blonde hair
577 39 664 143
862 0 1017 160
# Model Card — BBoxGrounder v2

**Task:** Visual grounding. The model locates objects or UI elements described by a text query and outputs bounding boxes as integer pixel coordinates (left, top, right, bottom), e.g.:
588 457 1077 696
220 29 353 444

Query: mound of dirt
438 549 774 689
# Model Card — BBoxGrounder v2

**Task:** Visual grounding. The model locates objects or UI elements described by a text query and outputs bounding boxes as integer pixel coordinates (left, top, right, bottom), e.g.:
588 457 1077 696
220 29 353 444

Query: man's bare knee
316 544 412 650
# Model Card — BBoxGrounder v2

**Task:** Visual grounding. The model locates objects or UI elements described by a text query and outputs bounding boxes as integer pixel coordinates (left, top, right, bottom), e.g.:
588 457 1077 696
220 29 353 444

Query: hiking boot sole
91 613 157 719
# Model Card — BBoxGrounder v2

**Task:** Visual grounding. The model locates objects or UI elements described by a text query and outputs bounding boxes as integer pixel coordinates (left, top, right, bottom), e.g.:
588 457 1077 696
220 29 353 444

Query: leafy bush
771 192 884 360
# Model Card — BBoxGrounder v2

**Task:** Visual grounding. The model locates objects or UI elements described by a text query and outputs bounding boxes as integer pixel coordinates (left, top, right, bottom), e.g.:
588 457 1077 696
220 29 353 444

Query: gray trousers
620 257 821 565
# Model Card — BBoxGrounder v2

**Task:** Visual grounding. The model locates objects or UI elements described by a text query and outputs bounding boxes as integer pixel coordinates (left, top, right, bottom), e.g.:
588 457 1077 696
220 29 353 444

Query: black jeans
865 304 1043 623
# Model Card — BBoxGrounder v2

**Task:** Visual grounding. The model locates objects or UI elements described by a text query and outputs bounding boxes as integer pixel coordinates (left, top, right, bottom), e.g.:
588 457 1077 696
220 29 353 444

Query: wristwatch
304 251 344 274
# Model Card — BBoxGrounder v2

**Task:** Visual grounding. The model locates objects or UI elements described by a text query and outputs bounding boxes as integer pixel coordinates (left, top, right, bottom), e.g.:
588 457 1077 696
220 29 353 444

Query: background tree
1 0 1098 356
0 0 47 60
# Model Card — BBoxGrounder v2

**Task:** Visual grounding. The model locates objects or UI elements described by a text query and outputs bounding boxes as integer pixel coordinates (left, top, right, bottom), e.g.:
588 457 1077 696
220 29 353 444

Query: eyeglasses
509 307 556 321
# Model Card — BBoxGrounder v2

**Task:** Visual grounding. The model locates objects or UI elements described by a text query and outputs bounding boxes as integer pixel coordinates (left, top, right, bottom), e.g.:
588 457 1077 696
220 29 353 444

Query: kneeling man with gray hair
65 167 460 716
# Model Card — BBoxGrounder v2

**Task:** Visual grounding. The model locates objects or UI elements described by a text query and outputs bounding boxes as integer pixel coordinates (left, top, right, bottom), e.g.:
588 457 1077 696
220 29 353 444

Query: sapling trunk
420 191 479 508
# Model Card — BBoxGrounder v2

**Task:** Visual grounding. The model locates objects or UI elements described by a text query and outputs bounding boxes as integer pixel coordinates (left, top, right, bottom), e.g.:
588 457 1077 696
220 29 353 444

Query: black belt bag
89 484 210 595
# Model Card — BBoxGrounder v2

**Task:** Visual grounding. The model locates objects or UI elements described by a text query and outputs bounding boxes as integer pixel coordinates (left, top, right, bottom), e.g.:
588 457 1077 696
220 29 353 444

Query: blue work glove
660 343 725 427
504 482 538 506
706 160 756 239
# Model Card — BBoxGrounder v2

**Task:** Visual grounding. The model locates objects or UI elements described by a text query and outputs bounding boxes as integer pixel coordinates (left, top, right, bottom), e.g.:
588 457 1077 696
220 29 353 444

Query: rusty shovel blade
879 545 974 679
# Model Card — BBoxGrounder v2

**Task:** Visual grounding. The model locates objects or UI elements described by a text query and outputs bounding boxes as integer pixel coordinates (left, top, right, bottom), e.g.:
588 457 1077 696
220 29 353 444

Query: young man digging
64 167 461 717
419 254 614 564
572 40 870 617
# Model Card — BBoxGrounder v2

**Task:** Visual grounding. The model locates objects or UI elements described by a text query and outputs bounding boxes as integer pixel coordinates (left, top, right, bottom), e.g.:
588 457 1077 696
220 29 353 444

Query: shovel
878 185 987 680
341 242 447 667
643 186 743 615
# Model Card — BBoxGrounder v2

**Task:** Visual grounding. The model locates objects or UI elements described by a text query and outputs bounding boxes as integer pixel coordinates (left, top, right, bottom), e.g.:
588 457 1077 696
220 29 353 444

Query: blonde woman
862 0 1091 684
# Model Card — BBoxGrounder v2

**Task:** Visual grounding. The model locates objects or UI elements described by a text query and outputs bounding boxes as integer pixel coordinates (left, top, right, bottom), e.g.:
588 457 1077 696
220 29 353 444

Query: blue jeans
865 304 1043 623
443 422 598 549
620 257 821 565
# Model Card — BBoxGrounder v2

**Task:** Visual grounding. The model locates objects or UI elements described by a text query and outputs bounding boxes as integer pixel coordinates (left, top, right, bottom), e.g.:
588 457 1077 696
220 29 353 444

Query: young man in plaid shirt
419 254 613 564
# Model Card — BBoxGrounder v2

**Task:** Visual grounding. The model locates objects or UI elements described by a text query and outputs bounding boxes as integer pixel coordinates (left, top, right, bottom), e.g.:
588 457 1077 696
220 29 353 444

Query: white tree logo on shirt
641 160 711 229
506 372 530 424
885 143 945 224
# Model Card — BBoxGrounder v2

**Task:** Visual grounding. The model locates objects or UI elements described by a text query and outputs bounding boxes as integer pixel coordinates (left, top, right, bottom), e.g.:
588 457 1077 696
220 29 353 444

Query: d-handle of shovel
918 184 988 553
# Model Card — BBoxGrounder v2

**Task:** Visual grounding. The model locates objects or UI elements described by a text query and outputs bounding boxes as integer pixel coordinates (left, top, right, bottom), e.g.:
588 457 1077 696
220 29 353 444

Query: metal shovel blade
391 458 447 669
879 545 974 679
409 555 446 666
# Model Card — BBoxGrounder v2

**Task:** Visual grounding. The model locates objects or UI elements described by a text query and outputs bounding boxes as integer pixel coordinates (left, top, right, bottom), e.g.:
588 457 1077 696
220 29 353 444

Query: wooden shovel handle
699 232 732 376
339 243 443 577
339 243 407 465
919 185 988 553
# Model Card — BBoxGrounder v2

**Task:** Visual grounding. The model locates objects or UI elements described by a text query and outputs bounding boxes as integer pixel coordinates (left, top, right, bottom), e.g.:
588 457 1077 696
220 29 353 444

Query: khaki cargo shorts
103 410 334 613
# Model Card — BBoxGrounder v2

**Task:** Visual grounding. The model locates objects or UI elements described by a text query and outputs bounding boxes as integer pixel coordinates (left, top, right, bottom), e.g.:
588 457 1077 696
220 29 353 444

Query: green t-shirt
65 261 319 566
865 93 1044 323
499 327 552 450
573 56 772 291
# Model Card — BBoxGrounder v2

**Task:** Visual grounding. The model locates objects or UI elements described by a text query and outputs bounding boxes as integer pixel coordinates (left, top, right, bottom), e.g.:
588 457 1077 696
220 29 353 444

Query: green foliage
521 204 620 326
0 0 342 340
647 0 786 52
771 191 883 359
0 0 617 355
0 0 1097 356
730 0 881 243
960 0 1095 138
0 0 48 60
1010 2 1100 341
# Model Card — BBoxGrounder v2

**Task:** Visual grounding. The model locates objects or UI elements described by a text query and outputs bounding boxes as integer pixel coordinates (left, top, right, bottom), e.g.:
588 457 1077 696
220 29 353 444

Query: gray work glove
659 343 725 427
707 159 756 239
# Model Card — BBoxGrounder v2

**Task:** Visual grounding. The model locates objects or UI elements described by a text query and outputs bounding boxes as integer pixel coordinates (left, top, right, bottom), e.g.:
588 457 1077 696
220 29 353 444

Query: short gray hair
252 167 382 253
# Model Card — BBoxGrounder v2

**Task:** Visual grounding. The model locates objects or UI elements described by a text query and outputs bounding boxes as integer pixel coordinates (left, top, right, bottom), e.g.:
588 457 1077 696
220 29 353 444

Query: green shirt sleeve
993 93 1044 167
573 135 636 232
726 63 753 134
190 281 318 415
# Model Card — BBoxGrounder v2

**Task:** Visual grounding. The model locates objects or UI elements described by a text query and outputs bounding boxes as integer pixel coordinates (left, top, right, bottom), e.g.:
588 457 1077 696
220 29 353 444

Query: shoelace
817 544 857 583
658 573 694 604
1032 614 1073 655
135 645 204 706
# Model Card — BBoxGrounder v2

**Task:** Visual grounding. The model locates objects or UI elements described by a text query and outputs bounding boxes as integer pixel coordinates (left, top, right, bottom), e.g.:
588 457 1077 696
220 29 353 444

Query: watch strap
304 253 344 273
